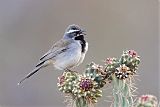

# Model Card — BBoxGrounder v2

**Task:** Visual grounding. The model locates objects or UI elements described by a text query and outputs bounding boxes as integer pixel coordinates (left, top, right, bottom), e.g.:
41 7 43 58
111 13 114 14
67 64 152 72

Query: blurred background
0 0 159 107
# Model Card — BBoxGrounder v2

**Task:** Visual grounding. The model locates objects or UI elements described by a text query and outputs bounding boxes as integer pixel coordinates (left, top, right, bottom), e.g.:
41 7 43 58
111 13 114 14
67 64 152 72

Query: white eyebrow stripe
66 29 79 34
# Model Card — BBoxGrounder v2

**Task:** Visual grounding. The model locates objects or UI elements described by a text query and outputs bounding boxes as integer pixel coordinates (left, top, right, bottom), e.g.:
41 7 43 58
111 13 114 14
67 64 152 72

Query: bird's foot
64 68 73 72
64 68 77 73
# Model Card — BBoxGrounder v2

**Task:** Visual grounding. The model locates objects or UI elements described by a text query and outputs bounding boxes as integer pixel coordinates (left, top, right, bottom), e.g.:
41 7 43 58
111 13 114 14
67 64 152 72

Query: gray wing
39 40 62 61
18 39 71 85
37 39 70 65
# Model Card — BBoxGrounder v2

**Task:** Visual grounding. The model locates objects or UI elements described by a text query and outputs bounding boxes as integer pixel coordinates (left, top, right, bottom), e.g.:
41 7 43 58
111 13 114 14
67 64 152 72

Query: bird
18 24 88 85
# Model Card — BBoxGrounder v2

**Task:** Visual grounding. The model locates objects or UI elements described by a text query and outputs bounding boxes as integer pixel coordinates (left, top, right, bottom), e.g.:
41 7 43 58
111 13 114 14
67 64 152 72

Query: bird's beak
80 29 86 35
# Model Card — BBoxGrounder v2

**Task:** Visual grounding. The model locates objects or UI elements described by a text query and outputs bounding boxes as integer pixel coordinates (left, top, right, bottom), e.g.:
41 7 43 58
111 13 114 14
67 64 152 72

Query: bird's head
63 24 86 39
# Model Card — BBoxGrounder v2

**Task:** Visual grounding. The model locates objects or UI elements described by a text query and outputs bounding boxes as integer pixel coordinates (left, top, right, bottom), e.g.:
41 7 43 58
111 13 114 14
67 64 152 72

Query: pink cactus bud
128 50 137 57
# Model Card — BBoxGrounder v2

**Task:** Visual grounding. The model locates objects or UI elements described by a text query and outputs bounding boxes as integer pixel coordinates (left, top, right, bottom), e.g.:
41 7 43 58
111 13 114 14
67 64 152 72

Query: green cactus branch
57 50 159 107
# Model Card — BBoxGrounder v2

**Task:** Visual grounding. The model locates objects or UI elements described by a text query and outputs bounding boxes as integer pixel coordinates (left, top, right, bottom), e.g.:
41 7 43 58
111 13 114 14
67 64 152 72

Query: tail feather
18 61 49 85
36 60 45 67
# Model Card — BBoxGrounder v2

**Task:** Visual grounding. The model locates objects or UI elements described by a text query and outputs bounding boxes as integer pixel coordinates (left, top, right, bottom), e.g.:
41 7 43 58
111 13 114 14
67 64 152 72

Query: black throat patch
75 35 86 53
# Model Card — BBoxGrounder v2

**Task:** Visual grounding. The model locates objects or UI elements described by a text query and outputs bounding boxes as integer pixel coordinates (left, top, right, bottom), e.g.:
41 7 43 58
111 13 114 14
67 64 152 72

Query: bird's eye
71 27 77 30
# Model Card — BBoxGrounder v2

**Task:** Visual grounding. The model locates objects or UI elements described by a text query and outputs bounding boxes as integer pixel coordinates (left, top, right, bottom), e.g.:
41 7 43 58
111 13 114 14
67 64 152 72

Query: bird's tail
18 60 50 85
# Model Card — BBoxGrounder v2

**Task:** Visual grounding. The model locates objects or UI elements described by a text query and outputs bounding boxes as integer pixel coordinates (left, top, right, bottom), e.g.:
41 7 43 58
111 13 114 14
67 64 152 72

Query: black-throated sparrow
18 24 88 85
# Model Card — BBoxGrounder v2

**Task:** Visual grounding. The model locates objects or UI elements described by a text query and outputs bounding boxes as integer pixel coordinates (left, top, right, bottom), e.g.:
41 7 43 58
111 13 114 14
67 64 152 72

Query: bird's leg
64 68 73 72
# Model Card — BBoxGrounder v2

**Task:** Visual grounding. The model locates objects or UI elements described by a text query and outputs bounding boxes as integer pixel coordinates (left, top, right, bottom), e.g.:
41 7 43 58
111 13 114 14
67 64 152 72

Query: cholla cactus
104 57 119 81
105 50 140 80
57 71 79 93
105 50 140 107
57 50 141 107
72 76 103 103
84 62 107 89
114 50 140 79
57 62 107 107
136 95 158 107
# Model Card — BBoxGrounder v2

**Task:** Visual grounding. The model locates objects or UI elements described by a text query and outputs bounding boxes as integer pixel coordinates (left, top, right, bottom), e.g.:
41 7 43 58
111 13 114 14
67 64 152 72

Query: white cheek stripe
66 29 79 34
